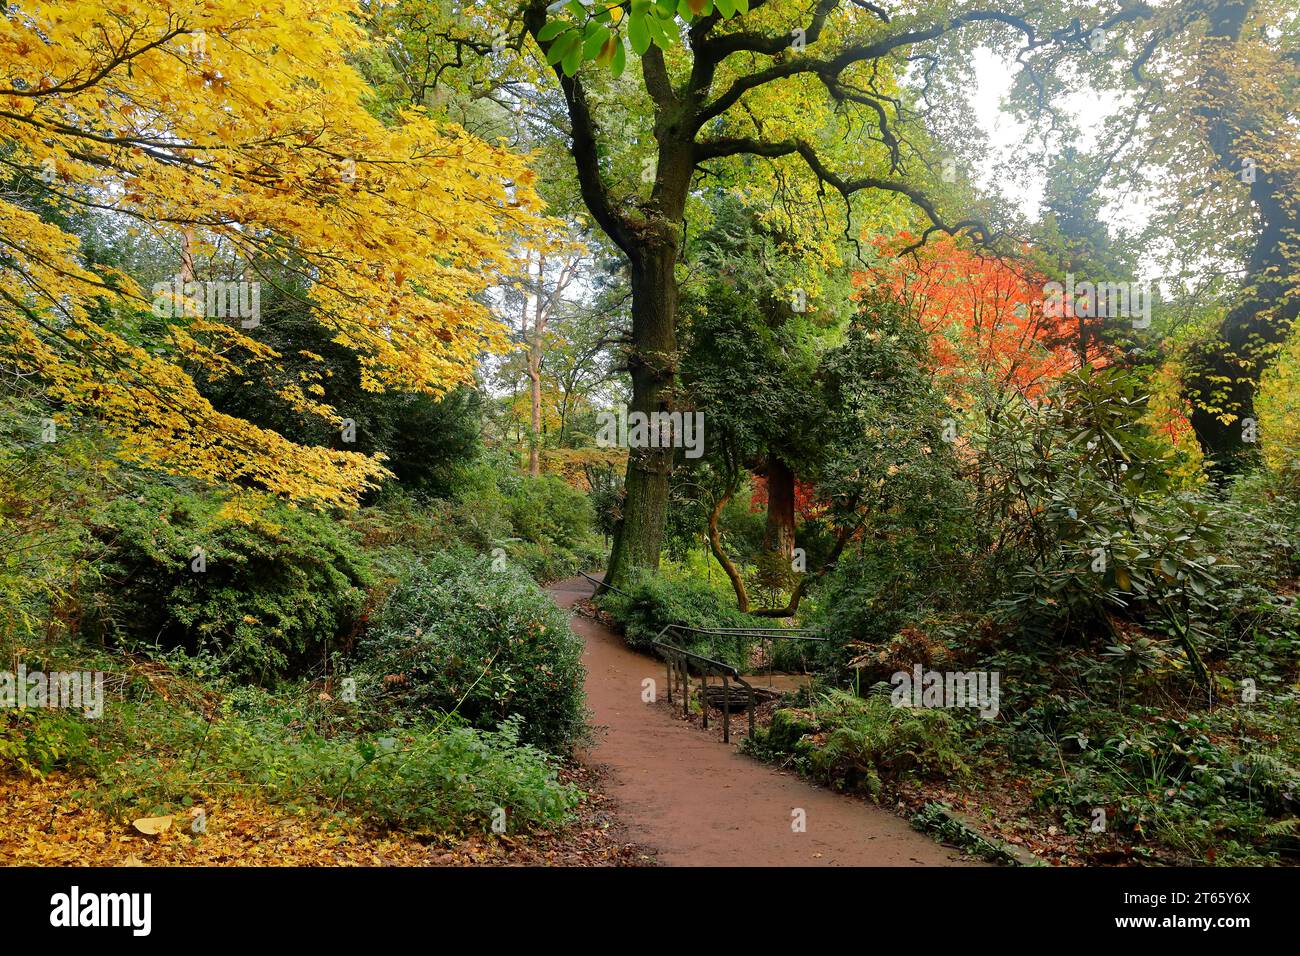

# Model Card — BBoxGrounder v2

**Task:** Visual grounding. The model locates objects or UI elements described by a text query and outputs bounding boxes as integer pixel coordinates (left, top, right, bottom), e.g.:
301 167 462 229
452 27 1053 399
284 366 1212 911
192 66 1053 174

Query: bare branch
693 135 995 248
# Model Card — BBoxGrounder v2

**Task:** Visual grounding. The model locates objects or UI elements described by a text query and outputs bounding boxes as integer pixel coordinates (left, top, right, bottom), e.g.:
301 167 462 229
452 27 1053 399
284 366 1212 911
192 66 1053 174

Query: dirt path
550 577 973 867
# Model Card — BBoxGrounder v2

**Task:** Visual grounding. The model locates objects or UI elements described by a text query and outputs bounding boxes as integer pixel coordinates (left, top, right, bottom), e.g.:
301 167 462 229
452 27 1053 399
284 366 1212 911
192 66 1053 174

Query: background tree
1002 0 1299 477
500 0 1129 587
0 0 546 507
678 194 850 610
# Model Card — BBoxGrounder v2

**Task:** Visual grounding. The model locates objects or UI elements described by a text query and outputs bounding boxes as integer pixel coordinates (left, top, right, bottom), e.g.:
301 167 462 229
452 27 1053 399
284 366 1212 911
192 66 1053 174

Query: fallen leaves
131 815 174 837
0 767 649 867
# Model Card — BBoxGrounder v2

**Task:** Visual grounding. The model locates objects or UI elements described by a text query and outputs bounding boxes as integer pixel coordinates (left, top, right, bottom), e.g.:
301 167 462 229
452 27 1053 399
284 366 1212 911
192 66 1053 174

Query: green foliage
504 537 605 584
0 395 115 646
1026 701 1300 863
196 274 486 501
748 688 969 798
809 535 976 677
716 488 767 564
10 681 578 834
682 275 825 473
814 296 962 531
979 367 1283 685
328 716 579 833
351 460 604 586
499 473 595 552
538 0 746 77
598 568 760 667
446 462 601 583
356 550 586 752
346 489 503 579
0 709 91 778
381 388 486 498
585 461 624 542
84 483 372 683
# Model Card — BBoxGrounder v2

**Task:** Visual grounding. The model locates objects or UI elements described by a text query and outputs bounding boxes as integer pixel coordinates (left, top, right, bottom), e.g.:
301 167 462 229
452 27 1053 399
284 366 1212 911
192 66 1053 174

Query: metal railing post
722 674 730 743
701 673 708 730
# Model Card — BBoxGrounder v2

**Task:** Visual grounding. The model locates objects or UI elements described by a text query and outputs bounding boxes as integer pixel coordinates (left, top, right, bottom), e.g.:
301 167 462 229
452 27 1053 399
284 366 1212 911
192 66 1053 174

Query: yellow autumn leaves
0 0 550 507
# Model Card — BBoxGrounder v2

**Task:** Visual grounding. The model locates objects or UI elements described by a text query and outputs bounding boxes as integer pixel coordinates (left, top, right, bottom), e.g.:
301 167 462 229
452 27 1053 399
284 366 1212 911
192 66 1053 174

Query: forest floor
0 762 645 867
3 578 976 868
549 576 973 867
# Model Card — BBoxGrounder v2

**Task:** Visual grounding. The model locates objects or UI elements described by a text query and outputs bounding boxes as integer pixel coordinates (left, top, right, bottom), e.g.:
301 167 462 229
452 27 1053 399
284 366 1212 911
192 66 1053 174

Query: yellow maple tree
1 0 547 507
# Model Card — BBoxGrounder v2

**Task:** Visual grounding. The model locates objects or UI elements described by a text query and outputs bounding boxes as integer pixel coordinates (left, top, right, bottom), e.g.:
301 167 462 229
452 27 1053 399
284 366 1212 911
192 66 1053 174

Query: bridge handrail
651 635 742 678
578 570 632 597
651 626 761 741
667 624 826 642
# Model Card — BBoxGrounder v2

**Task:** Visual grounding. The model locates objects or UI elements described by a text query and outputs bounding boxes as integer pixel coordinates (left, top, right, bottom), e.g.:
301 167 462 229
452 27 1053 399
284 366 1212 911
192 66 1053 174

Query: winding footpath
549 576 973 867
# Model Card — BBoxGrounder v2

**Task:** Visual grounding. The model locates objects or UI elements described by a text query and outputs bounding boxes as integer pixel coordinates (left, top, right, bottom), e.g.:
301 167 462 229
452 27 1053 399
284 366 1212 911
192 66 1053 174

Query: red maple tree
861 233 1107 400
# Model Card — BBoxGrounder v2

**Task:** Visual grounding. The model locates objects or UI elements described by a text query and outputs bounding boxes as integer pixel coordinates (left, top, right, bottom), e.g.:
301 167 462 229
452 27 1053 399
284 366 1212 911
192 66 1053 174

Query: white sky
967 46 1159 277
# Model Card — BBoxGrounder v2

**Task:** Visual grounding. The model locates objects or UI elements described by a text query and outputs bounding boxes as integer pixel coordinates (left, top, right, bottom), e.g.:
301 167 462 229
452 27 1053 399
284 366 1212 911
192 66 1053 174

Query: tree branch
523 1 636 257
693 136 994 247
697 0 840 63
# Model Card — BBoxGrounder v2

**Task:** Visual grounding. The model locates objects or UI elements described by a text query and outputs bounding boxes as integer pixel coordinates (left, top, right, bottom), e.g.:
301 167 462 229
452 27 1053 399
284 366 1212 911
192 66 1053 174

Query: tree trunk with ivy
1182 0 1300 478
604 236 682 587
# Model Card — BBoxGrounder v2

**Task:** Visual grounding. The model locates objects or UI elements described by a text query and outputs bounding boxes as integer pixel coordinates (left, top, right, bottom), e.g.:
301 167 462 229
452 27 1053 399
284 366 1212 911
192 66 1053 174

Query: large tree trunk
1182 0 1299 478
517 20 694 592
600 110 694 590
762 453 796 562
603 239 678 589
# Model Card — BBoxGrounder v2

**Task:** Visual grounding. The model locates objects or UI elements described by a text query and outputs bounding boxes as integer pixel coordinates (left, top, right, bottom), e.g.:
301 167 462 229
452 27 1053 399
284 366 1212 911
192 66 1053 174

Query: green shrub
346 491 510 582
585 462 623 543
980 369 1232 684
0 397 115 647
355 550 585 752
355 469 603 586
25 685 578 835
84 483 372 683
717 488 767 565
500 473 594 551
504 538 603 584
747 688 969 798
0 709 92 778
599 569 761 668
807 536 973 678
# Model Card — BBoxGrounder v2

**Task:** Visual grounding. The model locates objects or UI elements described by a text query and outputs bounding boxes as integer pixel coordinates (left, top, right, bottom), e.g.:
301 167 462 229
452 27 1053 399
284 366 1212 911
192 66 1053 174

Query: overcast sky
967 46 1161 279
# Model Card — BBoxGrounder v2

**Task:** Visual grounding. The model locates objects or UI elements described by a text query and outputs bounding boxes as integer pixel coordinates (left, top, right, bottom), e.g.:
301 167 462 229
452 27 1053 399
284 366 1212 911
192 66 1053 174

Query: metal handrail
651 636 742 677
670 624 826 642
578 570 631 597
650 618 834 742
580 576 822 742
651 628 756 743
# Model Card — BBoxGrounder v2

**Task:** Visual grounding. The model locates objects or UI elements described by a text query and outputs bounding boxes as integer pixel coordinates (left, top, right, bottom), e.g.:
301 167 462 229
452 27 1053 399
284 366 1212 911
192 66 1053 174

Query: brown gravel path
550 576 973 867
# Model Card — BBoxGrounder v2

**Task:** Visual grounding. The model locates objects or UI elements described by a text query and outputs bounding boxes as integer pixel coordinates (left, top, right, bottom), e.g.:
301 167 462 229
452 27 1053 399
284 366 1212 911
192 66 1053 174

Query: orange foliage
749 475 827 521
860 234 1105 401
